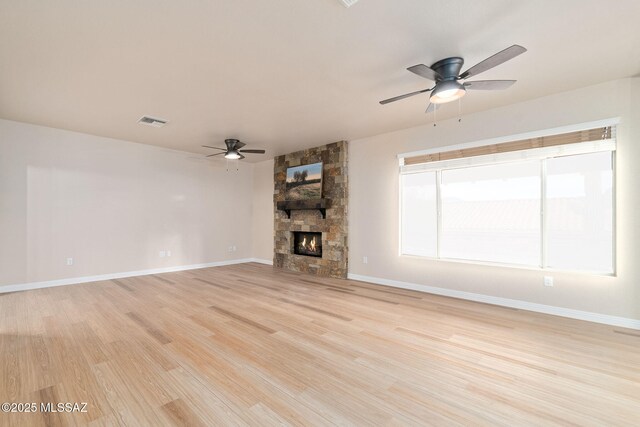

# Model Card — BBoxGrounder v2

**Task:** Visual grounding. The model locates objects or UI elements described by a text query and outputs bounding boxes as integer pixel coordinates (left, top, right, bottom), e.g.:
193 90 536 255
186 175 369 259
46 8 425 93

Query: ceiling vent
339 0 359 7
138 116 168 128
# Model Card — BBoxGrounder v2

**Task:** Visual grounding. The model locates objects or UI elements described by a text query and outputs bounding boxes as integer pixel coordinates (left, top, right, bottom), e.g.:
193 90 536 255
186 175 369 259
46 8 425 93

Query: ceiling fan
380 45 527 112
202 139 265 160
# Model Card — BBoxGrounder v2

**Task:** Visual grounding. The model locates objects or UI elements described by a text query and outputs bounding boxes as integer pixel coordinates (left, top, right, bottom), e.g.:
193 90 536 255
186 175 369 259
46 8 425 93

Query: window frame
398 124 617 276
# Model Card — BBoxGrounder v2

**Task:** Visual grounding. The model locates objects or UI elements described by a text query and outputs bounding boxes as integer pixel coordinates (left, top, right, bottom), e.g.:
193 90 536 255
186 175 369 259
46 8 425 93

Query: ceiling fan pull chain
458 98 462 123
433 104 437 127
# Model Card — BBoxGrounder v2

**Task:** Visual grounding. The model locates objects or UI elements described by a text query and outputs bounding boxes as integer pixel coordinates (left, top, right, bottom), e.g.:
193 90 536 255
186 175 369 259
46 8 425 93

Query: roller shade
401 126 615 174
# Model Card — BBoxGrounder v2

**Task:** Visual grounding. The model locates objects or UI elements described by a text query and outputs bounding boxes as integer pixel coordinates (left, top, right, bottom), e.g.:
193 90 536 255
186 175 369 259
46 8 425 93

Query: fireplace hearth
293 232 322 258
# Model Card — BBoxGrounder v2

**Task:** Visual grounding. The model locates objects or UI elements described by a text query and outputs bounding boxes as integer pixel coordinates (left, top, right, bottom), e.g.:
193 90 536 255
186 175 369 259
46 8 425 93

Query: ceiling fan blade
235 141 246 149
459 45 526 79
464 80 516 90
425 103 437 114
407 64 442 81
202 145 225 150
239 149 266 154
380 87 433 105
206 152 225 157
238 154 245 160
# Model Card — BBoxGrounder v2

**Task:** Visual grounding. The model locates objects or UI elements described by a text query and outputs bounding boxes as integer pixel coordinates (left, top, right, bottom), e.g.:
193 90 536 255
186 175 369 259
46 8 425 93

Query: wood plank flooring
1 263 639 426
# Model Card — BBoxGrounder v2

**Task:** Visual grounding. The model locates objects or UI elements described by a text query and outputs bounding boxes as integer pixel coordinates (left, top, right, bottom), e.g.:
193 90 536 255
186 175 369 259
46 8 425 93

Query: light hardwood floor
1 263 639 426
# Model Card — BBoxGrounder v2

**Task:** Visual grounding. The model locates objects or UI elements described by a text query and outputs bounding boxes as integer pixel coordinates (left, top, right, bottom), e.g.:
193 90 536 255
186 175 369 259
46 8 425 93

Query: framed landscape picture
286 162 323 200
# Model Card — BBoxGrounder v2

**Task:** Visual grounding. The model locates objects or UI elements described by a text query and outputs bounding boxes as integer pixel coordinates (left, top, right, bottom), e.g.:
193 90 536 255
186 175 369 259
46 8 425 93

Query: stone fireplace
293 231 322 257
273 141 348 278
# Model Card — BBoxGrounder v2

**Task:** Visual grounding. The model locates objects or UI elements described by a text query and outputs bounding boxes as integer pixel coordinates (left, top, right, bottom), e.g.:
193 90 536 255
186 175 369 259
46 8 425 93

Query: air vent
137 116 168 128
339 0 359 7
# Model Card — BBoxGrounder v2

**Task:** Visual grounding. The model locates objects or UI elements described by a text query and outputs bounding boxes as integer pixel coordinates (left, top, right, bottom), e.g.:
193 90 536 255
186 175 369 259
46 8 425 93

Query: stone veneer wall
273 141 348 278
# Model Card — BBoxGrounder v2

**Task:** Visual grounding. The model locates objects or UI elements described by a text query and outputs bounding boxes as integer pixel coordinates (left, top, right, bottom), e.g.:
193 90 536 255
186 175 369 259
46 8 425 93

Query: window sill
399 253 616 277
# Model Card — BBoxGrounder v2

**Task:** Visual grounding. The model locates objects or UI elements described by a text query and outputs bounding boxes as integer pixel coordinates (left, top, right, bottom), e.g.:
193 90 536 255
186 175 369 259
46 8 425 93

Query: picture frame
285 162 323 200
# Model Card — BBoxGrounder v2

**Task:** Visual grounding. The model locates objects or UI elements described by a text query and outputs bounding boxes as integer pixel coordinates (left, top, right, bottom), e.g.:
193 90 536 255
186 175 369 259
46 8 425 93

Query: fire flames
299 235 319 254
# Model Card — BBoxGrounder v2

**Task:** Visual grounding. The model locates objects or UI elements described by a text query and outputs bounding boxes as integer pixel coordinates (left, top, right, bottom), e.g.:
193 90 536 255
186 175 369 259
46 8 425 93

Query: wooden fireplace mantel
277 199 328 219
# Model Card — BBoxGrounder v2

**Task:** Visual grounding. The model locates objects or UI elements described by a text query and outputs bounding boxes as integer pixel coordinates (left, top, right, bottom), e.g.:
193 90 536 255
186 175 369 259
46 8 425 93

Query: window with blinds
399 125 615 274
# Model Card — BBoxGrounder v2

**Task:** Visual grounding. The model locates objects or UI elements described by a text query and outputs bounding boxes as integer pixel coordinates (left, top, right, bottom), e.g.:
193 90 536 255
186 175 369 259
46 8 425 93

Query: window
545 152 613 272
401 172 437 257
399 126 615 274
440 161 541 266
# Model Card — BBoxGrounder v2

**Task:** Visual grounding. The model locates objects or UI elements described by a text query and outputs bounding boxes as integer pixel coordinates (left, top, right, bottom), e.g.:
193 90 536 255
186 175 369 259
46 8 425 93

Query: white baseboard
347 273 640 330
249 258 274 265
0 258 255 294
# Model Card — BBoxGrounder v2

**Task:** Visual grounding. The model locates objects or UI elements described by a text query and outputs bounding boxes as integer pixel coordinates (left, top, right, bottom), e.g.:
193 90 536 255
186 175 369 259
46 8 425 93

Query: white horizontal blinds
401 126 615 174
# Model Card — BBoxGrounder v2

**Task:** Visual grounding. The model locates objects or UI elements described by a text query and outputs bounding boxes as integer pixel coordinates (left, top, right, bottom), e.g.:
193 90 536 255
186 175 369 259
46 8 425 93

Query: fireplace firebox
293 232 322 258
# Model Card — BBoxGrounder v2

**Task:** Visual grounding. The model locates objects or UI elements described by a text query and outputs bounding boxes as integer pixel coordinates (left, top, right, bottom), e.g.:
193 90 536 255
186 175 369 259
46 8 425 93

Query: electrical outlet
544 276 554 287
363 256 368 264
232 246 236 252
66 257 73 266
159 251 166 258
166 250 171 257
228 246 233 252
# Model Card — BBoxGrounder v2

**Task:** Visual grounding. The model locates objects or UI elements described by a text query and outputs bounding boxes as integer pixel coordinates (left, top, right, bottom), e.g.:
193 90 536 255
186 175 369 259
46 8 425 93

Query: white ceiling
1 0 639 161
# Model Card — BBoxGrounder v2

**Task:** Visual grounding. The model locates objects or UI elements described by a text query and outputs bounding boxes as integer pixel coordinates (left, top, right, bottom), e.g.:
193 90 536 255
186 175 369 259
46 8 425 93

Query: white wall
349 78 640 321
252 158 274 262
0 119 253 289
3 78 639 324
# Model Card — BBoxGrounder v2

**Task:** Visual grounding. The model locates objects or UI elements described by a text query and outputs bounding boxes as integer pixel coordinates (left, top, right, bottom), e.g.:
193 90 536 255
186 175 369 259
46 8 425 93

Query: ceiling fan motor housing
225 138 240 149
430 57 464 82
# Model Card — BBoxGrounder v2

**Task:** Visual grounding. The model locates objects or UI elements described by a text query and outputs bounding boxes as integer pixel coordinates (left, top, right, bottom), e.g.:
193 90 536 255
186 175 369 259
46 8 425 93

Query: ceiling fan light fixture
224 150 241 160
430 81 466 104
